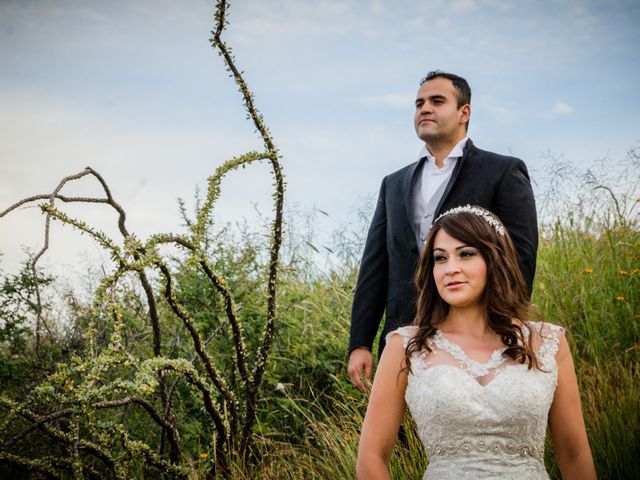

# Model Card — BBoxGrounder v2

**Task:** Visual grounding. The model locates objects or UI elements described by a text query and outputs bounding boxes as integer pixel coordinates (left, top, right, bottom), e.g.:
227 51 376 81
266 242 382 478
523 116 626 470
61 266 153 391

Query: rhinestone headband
434 205 506 236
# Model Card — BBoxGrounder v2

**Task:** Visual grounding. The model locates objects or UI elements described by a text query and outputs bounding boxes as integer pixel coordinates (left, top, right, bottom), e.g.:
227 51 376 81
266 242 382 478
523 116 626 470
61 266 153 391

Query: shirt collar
417 136 469 162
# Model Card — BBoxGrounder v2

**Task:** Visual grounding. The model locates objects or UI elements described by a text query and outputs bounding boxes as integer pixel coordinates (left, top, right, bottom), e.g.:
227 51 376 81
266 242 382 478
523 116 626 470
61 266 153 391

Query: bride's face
432 229 487 309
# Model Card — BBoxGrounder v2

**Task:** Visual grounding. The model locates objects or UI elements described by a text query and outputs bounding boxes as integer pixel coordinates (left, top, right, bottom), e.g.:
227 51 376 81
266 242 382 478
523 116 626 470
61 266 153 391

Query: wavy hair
405 207 541 371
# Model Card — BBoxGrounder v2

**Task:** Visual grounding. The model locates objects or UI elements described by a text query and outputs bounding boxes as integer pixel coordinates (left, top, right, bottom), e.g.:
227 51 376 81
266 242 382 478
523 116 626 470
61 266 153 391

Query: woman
356 205 595 479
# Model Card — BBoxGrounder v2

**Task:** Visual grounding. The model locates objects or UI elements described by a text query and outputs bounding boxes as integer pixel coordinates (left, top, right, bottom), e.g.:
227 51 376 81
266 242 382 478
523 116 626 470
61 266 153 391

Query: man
348 71 538 391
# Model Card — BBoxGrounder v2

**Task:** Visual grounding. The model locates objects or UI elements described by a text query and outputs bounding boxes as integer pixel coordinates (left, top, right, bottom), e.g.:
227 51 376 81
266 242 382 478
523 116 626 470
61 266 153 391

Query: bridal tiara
434 205 506 236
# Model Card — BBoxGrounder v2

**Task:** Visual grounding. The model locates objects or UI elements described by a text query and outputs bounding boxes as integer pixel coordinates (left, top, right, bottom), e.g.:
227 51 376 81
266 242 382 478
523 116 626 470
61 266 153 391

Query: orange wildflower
583 268 594 274
615 296 625 302
199 453 209 459
619 270 629 276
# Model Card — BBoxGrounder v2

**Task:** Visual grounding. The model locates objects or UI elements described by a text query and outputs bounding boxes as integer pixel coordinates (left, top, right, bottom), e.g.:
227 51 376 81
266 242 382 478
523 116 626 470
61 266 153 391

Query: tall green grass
534 212 639 479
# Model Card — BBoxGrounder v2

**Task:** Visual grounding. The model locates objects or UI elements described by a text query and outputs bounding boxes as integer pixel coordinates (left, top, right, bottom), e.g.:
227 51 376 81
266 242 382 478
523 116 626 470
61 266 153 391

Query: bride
356 205 596 479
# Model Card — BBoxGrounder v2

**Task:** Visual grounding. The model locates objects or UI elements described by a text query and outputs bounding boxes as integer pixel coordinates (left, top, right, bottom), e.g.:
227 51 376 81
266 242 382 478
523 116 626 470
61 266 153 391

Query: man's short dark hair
420 70 471 109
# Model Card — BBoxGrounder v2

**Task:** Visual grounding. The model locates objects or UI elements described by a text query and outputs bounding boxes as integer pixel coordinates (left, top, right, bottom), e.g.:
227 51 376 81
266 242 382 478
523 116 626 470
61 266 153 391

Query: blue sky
1 0 639 275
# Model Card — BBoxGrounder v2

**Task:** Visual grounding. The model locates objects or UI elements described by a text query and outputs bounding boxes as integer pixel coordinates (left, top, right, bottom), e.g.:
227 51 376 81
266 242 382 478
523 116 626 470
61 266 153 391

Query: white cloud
552 101 574 115
404 17 424 29
370 0 384 15
436 18 450 28
358 92 415 109
230 1 355 39
450 0 476 13
479 0 514 13
476 95 518 123
486 104 517 122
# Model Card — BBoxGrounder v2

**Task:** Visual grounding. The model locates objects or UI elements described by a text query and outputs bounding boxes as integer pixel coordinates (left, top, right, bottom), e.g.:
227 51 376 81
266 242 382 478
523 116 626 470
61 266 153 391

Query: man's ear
459 104 471 126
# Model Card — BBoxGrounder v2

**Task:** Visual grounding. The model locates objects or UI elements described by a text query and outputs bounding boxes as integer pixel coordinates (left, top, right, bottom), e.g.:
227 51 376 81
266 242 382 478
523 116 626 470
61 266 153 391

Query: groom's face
414 77 470 144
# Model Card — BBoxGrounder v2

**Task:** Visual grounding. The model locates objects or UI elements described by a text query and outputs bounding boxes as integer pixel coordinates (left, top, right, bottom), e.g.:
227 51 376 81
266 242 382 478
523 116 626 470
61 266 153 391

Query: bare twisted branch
210 0 285 457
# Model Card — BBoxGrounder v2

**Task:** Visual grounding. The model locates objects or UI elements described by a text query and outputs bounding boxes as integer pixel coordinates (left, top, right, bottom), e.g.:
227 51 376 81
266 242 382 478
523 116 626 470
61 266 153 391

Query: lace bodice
387 322 564 480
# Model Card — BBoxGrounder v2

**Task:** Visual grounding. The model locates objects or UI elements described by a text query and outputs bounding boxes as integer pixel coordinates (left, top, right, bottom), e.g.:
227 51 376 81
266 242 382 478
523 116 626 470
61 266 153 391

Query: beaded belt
425 440 545 458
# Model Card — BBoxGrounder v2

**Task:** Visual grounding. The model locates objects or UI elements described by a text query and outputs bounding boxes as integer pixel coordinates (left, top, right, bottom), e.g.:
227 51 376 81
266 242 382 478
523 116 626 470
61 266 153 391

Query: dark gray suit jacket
348 140 538 354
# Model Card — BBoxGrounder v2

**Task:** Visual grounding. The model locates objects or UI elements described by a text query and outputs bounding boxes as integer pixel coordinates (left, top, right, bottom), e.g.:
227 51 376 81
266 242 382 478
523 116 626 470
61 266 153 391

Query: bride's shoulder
524 321 567 361
525 320 565 338
385 325 419 348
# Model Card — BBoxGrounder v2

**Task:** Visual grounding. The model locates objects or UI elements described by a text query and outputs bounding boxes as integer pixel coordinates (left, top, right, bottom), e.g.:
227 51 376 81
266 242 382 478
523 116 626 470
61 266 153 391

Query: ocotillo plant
0 0 284 478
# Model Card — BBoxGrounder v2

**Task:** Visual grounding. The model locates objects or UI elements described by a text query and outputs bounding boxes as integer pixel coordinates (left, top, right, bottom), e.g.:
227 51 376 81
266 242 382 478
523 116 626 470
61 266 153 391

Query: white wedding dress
387 321 564 480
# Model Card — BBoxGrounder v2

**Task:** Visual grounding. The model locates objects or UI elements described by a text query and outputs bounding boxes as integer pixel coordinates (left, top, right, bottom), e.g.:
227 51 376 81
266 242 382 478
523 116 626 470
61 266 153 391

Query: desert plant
0 0 284 477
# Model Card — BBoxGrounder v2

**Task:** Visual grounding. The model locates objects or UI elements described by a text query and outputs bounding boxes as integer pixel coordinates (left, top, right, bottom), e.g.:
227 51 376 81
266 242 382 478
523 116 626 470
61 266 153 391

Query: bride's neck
440 306 490 337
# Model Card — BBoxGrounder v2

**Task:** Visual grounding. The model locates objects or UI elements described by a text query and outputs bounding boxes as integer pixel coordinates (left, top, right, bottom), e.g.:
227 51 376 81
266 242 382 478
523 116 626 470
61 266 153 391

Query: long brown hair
405 206 540 370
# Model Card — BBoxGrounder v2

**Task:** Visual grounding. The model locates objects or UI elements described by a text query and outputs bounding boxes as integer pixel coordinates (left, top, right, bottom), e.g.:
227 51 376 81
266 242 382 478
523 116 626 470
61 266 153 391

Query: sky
1 0 639 278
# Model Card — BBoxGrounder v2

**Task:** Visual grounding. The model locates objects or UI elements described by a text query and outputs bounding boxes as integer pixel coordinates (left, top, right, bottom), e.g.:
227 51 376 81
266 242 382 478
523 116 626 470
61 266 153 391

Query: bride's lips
445 281 466 288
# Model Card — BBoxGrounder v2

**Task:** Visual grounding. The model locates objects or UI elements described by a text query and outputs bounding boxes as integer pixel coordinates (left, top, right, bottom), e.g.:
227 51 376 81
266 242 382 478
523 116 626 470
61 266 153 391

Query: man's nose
420 103 433 114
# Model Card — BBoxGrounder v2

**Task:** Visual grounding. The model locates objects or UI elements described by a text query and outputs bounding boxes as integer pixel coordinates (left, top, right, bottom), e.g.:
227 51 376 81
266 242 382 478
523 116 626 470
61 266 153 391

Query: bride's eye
433 254 447 262
460 249 477 258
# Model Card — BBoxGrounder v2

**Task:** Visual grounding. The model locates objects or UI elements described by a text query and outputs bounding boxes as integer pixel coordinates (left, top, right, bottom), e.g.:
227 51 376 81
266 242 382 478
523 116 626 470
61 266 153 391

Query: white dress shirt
412 137 468 245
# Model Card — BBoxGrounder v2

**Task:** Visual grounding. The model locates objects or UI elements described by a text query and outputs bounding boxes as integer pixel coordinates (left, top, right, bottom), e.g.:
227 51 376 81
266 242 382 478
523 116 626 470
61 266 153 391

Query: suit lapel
402 158 425 254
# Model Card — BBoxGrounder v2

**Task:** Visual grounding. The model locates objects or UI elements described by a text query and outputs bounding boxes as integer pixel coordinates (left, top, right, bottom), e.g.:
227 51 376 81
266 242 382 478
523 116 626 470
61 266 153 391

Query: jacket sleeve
349 177 389 353
493 158 538 295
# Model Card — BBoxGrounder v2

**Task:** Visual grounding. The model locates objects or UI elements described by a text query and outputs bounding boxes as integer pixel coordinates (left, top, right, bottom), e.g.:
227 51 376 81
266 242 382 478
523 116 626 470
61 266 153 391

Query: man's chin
417 131 440 143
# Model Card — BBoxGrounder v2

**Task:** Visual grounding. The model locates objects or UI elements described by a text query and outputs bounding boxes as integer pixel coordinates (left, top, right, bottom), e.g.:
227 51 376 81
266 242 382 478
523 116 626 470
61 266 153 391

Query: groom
348 71 538 391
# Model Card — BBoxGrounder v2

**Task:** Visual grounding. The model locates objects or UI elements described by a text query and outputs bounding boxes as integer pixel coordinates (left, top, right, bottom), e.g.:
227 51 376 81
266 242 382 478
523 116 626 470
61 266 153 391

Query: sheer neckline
433 329 508 377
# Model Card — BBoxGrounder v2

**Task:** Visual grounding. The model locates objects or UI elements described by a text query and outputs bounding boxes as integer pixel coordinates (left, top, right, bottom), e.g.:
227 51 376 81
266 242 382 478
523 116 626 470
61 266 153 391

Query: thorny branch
210 0 285 457
0 0 285 477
